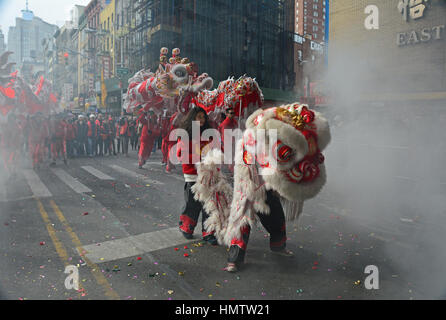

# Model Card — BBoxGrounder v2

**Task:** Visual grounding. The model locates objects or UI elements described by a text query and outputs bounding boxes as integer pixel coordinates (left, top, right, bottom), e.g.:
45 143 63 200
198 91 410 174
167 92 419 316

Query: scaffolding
180 0 288 89
129 0 182 71
128 0 294 90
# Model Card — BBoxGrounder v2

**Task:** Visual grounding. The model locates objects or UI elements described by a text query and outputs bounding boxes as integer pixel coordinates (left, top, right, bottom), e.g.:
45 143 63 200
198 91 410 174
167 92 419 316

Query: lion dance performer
28 112 49 170
137 110 160 169
191 103 331 272
49 114 67 166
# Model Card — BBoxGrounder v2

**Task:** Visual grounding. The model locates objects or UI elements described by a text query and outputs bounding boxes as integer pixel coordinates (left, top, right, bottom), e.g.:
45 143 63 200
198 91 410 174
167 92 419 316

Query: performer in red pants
160 110 171 165
137 110 160 169
50 114 67 166
28 113 49 170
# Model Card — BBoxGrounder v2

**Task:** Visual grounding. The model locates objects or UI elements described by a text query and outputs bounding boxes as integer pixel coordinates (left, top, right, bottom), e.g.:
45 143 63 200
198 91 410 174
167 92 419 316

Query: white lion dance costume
192 103 331 271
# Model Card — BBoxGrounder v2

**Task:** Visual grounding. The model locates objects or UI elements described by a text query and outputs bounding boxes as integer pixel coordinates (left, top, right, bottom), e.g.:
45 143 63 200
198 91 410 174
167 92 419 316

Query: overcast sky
0 0 91 37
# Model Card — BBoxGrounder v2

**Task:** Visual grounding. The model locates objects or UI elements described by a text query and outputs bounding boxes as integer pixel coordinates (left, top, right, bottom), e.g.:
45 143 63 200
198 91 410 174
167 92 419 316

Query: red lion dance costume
123 47 264 171
191 103 331 272
137 111 161 168
1 51 59 172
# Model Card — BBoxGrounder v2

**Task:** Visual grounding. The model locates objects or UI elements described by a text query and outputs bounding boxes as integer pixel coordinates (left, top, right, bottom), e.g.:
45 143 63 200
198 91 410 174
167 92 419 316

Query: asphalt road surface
0 146 445 300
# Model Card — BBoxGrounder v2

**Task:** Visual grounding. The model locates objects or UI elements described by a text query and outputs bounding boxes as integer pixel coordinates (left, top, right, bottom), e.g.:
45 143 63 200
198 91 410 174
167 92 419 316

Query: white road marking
0 195 40 203
23 170 52 198
81 227 195 264
81 166 114 180
108 164 165 185
144 162 163 166
51 168 92 193
145 166 184 182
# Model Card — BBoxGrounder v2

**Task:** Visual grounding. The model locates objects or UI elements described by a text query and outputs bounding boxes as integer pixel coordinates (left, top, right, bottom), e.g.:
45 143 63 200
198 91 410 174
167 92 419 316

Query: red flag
49 93 57 103
0 86 15 99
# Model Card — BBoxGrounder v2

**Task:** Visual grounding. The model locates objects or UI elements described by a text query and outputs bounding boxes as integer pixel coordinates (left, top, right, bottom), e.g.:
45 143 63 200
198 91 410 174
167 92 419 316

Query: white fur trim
184 174 197 182
191 149 233 245
281 198 304 222
222 140 268 246
313 111 331 152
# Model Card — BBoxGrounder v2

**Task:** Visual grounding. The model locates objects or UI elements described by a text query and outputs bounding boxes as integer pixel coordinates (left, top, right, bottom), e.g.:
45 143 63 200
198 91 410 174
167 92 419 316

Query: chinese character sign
398 0 429 21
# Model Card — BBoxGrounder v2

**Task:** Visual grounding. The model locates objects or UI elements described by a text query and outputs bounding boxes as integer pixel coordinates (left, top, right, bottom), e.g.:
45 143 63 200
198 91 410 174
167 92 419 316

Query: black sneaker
271 248 294 257
203 234 218 246
181 231 193 240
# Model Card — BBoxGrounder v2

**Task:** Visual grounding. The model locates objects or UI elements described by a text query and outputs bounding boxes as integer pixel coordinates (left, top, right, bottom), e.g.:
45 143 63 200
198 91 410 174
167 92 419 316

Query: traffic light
64 52 69 66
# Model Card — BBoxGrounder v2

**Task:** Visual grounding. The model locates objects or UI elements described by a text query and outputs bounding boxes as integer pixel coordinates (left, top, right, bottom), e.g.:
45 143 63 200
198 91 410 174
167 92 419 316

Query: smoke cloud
312 39 446 298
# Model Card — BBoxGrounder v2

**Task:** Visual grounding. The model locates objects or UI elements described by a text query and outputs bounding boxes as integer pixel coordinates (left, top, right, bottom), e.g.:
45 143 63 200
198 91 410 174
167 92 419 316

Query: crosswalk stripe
145 166 184 182
82 227 195 264
23 169 52 198
143 162 163 166
51 168 92 193
108 164 165 185
81 166 114 180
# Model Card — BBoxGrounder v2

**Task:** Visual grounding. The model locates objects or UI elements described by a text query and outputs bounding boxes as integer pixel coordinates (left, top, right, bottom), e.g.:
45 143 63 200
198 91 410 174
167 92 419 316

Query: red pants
138 137 155 166
161 137 169 164
51 139 66 161
165 140 177 169
29 143 44 168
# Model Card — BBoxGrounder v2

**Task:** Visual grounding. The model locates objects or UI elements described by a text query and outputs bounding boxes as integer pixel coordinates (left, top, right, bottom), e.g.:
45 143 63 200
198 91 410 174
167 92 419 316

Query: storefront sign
397 25 445 46
398 0 429 22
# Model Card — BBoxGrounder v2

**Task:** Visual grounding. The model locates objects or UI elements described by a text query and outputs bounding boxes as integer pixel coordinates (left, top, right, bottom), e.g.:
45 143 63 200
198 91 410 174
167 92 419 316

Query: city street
1 0 446 305
1 145 443 300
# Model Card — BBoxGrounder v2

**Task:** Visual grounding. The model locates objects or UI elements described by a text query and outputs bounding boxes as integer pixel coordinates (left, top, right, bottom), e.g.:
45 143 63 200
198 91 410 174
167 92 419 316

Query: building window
298 50 303 62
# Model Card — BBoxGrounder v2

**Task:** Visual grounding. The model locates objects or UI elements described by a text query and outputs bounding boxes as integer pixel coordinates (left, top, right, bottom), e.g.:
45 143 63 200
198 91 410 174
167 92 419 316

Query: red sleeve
150 122 161 136
176 139 182 158
137 113 148 126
